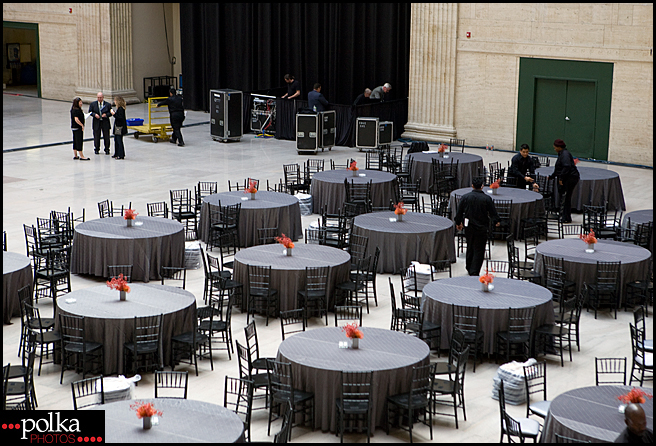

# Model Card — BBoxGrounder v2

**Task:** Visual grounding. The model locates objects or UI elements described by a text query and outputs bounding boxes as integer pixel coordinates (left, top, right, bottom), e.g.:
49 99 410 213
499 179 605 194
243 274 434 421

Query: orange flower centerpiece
107 273 130 301
348 160 359 176
617 388 652 413
130 401 163 430
245 179 258 200
342 322 363 349
275 233 295 256
393 202 407 222
580 230 597 253
124 208 138 227
479 269 494 292
438 143 448 156
490 179 501 195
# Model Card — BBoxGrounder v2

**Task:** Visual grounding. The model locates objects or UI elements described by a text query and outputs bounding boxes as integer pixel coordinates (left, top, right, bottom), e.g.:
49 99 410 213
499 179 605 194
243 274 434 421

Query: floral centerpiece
393 202 407 222
245 179 258 200
124 208 138 227
107 274 130 301
275 233 295 256
490 179 501 194
348 160 359 176
342 322 363 349
574 158 580 165
130 401 163 430
479 269 494 292
618 388 652 405
580 230 597 253
438 143 448 156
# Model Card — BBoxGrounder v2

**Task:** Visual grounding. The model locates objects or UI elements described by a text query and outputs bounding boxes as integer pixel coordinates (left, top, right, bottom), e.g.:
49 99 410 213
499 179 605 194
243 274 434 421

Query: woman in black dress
70 97 90 160
110 95 128 159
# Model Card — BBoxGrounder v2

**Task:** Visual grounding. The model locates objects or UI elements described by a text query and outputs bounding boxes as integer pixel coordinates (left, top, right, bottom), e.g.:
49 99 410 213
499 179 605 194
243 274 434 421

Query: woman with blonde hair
110 95 128 159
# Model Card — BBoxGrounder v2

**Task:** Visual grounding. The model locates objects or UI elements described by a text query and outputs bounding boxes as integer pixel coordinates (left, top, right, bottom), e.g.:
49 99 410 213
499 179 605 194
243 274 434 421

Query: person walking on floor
110 95 127 159
70 97 90 160
88 91 112 155
549 139 580 223
157 87 185 146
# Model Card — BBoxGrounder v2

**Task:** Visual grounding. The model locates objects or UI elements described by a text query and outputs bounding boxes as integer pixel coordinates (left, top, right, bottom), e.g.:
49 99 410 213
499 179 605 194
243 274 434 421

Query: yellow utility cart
127 97 172 142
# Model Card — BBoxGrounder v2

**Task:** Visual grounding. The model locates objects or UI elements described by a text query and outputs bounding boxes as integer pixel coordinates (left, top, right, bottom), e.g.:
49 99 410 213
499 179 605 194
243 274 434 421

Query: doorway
3 21 40 97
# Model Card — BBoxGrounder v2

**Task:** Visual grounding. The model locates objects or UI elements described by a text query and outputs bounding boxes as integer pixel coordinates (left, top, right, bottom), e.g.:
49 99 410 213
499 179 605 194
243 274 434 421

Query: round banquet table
534 239 651 303
351 211 456 273
536 166 626 212
623 209 653 251
422 276 555 353
409 151 484 193
198 191 303 247
70 216 185 283
90 398 245 443
233 244 351 312
541 385 653 443
55 283 196 375
310 169 398 214
277 326 430 432
449 186 543 238
3 251 33 324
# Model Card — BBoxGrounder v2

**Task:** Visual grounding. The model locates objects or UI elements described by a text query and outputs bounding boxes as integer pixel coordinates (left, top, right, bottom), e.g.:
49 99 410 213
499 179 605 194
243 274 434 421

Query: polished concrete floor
3 94 652 442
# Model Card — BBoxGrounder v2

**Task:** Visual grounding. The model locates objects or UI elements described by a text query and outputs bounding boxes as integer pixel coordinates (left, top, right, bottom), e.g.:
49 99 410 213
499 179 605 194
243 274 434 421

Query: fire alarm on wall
466 32 471 38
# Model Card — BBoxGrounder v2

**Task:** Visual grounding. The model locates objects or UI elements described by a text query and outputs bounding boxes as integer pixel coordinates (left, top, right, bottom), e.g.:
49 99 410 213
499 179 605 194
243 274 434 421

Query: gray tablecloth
422 276 555 353
351 211 456 273
311 169 398 214
536 166 626 211
541 385 654 443
233 244 351 312
534 239 652 303
409 151 484 192
277 326 430 432
449 187 543 238
90 398 245 443
55 284 196 375
70 216 185 283
623 209 653 252
3 252 33 324
198 191 303 247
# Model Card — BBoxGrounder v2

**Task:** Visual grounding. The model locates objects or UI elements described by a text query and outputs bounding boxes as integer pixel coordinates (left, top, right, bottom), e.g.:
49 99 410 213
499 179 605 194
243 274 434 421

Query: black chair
365 151 383 171
523 361 550 419
195 181 218 216
107 264 133 283
199 297 234 360
257 227 280 245
347 233 369 271
452 304 484 373
59 314 104 384
206 250 243 310
429 259 453 280
629 323 653 386
23 303 60 376
432 327 466 376
507 237 541 283
334 305 363 327
224 376 254 442
625 258 652 315
449 138 465 153
498 380 540 443
541 256 576 310
385 363 435 442
362 247 381 309
336 257 369 313
331 158 352 170
33 246 71 308
244 320 275 373
431 345 469 429
485 259 510 278
400 292 441 353
388 278 403 331
147 201 169 218
50 209 75 247
490 200 513 241
267 359 315 438
170 189 197 240
208 203 241 259
247 265 279 326
273 401 294 443
170 307 213 376
305 158 325 182
123 314 163 375
236 340 269 411
5 338 37 410
587 260 621 319
496 306 535 364
200 245 229 304
280 309 306 340
160 266 186 289
154 370 188 399
344 179 373 216
534 298 575 367
297 266 329 325
71 376 104 410
595 357 627 386
335 370 374 443
396 178 422 212
305 227 326 244
17 284 53 358
283 163 310 195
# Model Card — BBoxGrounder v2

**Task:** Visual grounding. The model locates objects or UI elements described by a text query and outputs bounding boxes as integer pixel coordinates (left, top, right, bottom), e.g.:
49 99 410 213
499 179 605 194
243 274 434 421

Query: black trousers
558 177 579 222
465 226 488 276
114 134 125 158
72 129 83 153
93 119 111 152
170 112 185 144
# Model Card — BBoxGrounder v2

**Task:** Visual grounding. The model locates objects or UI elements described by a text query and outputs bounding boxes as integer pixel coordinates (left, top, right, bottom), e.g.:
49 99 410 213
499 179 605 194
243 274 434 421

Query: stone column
75 4 139 104
402 3 458 142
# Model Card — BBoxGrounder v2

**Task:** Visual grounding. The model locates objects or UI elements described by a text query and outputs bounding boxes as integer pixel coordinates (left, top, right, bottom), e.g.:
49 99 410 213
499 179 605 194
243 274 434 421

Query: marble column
75 3 139 104
402 3 459 142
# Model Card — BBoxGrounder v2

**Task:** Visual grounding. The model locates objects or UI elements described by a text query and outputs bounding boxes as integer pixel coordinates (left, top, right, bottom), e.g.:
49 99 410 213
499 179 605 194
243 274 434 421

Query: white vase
120 290 127 301
143 416 152 430
350 338 359 349
127 219 133 227
396 213 403 222
482 283 489 292
250 193 256 200
587 243 595 252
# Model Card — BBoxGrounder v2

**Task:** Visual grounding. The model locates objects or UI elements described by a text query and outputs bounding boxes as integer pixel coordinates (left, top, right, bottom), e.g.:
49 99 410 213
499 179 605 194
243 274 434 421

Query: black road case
320 110 335 150
296 111 335 153
210 89 243 142
356 117 379 151
378 121 393 146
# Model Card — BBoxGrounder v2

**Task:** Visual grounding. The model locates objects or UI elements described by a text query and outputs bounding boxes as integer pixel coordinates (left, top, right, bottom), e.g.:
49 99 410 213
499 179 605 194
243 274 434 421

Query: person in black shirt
353 88 372 106
308 83 329 112
549 139 580 223
70 97 90 160
157 87 185 146
509 144 538 190
454 177 501 276
110 95 127 159
281 74 300 100
614 403 653 443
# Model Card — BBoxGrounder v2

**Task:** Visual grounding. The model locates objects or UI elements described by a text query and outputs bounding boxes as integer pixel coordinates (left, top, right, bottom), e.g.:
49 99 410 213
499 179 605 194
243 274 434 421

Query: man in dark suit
308 83 329 112
88 91 112 154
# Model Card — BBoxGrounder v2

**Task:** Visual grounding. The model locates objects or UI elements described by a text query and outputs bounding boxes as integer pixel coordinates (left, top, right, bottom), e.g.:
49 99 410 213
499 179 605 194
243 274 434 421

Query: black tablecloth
233 244 351 312
70 216 185 282
55 284 196 375
277 326 430 432
623 209 653 252
3 252 32 324
422 276 555 353
534 239 651 303
311 169 398 214
409 151 484 193
536 166 626 211
198 191 303 247
541 385 654 443
449 186 543 238
351 211 455 273
90 398 245 443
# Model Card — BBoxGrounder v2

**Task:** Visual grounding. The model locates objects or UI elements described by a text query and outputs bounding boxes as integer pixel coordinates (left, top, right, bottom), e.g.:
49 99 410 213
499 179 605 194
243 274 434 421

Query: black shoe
105 151 110 155
169 139 177 144
115 157 124 160
178 143 185 147
94 151 100 155
73 156 80 160
80 157 91 161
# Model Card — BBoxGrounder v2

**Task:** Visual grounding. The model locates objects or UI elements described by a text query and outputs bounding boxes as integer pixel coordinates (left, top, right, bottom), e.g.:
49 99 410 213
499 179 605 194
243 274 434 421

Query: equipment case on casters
320 110 336 150
356 117 379 151
296 110 335 153
378 121 393 146
210 89 243 142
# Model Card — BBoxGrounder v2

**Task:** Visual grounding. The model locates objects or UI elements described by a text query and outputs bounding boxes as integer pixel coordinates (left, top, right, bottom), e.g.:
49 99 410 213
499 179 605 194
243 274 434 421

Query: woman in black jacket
70 97 90 160
110 95 128 159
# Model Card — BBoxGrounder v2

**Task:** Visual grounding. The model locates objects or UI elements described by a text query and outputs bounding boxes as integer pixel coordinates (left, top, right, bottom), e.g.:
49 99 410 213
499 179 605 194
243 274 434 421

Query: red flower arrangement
124 209 138 220
275 233 294 249
580 230 597 245
618 388 652 404
393 202 407 215
490 179 501 189
245 179 258 194
342 323 363 339
479 269 494 285
130 401 163 419
438 144 447 153
574 158 580 165
348 161 359 171
107 274 130 293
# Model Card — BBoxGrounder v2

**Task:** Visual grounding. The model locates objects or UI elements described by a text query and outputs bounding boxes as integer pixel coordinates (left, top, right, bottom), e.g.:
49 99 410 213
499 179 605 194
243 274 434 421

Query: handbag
114 126 123 136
